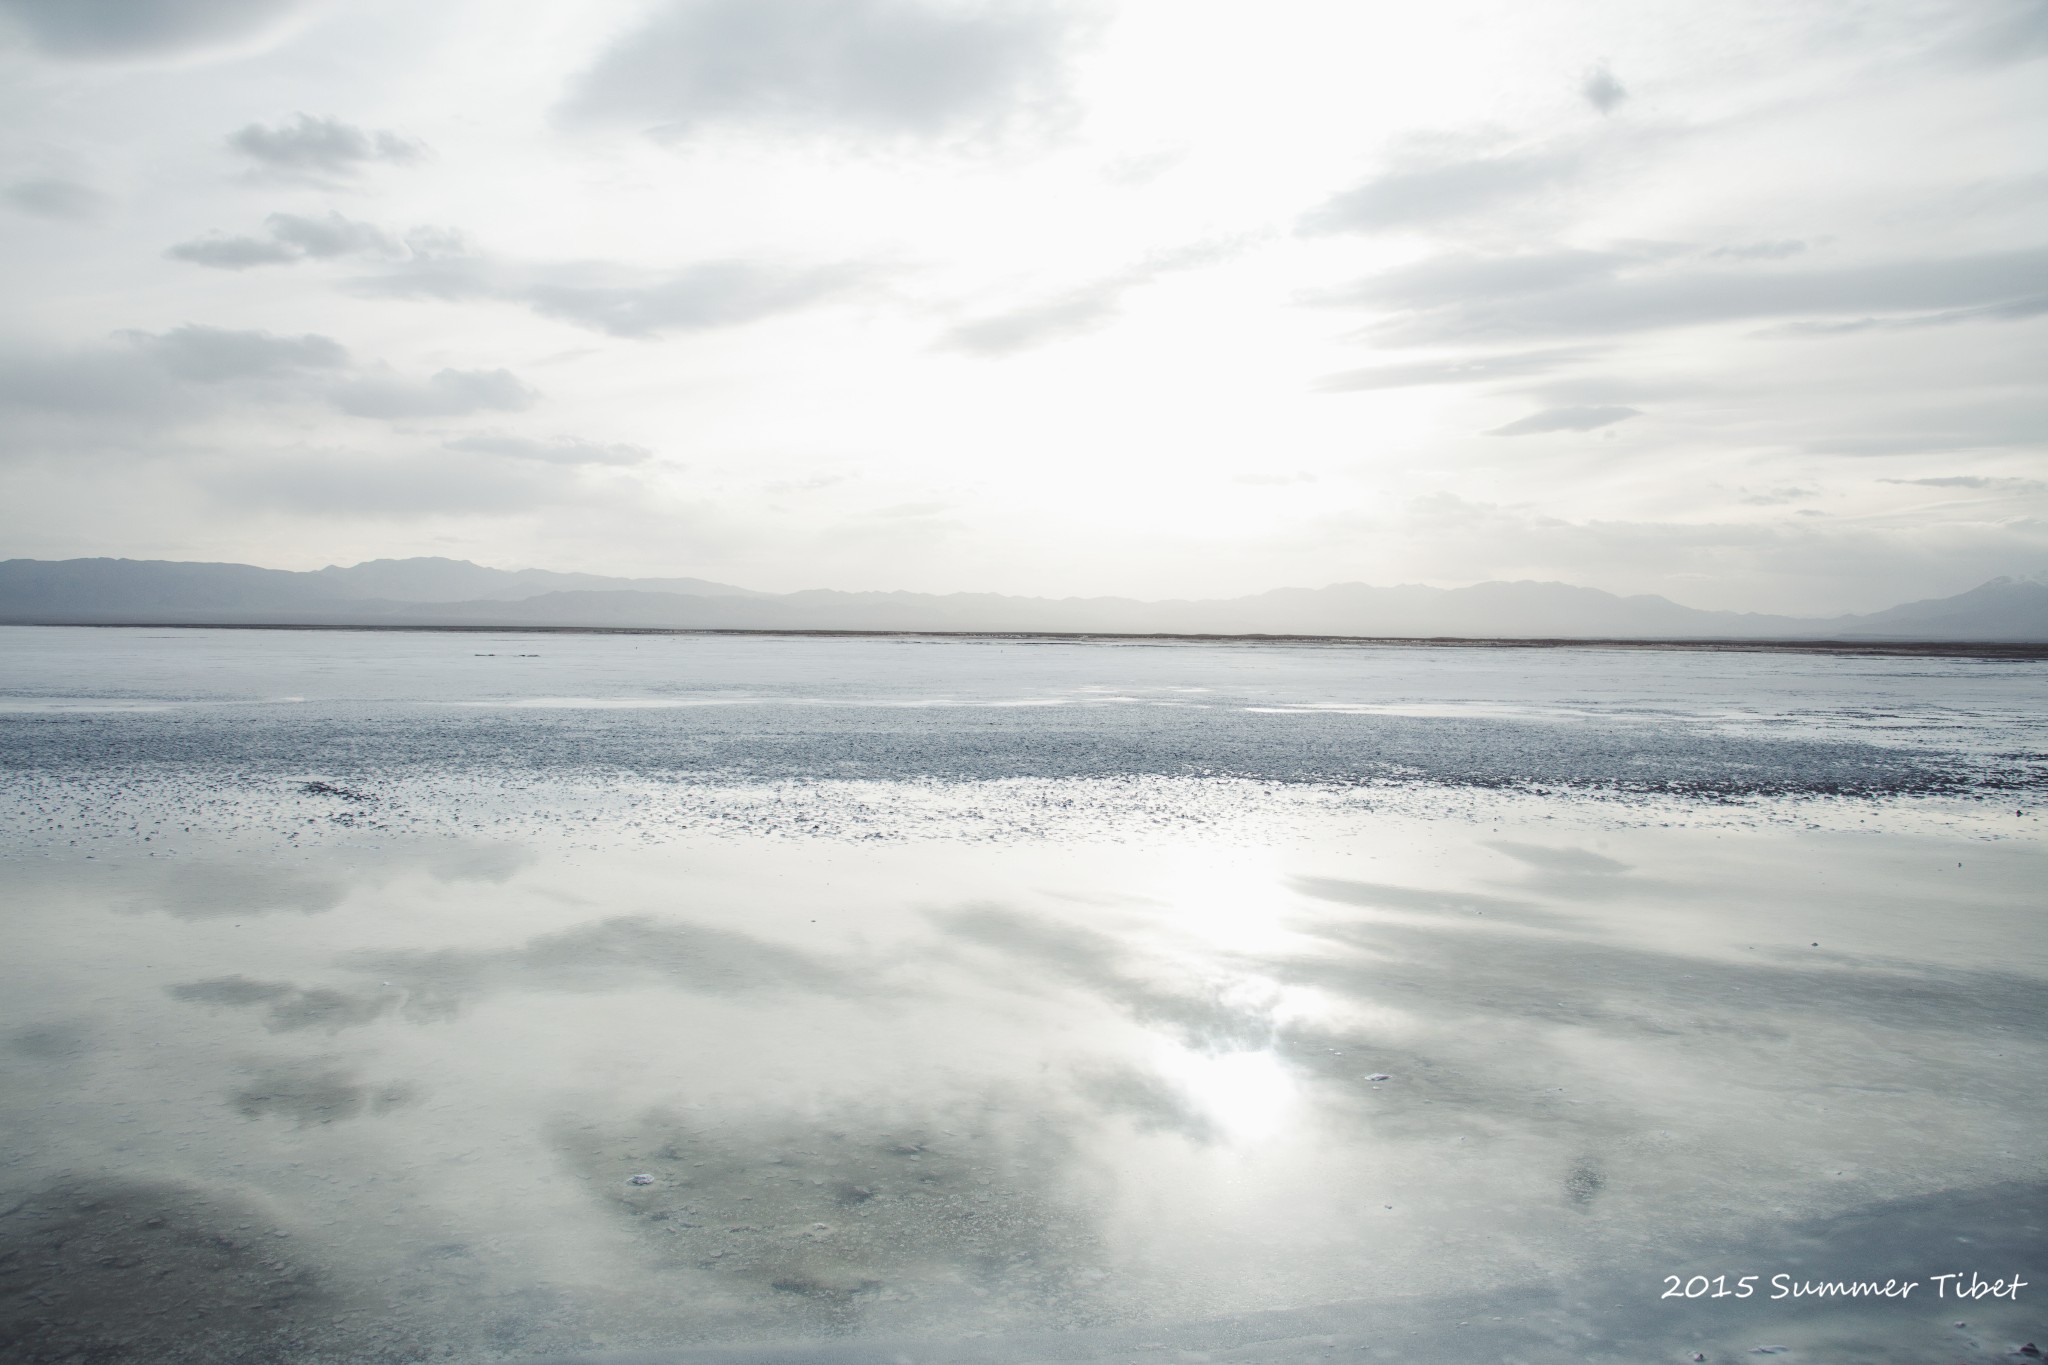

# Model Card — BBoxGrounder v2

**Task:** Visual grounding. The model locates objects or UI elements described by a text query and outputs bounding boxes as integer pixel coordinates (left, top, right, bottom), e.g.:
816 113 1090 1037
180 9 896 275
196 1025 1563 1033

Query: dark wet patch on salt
552 1102 1112 1338
8 1019 96 1064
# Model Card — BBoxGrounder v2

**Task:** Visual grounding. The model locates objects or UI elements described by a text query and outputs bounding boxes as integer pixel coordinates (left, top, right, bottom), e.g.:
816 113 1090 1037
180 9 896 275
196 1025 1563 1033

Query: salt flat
1 627 2042 1364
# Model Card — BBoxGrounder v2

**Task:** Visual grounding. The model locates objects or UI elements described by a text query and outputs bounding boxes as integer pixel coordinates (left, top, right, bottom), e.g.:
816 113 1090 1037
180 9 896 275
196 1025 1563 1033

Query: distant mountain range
2 556 2045 641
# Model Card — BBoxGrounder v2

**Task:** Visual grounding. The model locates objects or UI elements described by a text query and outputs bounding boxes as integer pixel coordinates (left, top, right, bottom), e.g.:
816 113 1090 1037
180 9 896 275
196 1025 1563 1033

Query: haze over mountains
2 557 2045 641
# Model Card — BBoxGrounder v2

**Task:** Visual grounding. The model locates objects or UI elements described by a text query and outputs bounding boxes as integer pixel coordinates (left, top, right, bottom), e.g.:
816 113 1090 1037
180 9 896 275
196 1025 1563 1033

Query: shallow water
1 628 2044 1363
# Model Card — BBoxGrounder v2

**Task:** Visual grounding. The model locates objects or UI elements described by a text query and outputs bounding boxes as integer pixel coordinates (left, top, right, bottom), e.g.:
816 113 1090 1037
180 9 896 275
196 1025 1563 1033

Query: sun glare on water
1152 1039 1300 1143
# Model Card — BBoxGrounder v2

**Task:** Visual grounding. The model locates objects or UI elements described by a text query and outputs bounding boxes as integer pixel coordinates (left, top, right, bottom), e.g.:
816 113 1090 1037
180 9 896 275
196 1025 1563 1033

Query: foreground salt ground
0 628 2043 1363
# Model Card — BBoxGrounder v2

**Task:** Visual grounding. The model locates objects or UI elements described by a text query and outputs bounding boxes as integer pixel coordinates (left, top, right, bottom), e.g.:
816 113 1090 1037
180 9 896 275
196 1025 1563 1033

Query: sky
0 0 2043 613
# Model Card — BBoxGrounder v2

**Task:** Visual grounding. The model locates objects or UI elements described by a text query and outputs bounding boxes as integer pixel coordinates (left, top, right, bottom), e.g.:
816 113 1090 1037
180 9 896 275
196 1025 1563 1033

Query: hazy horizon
2 0 2044 615
8 548 2048 618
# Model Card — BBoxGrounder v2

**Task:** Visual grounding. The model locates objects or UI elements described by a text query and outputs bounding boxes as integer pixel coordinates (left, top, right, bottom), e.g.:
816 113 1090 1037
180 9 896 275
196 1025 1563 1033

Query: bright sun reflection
1136 849 1321 1143
1151 847 1304 956
1153 1040 1299 1143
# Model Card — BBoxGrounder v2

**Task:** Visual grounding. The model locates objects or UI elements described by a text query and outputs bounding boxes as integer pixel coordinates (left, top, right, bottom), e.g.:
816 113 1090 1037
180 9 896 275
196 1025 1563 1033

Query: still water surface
1 628 2043 1363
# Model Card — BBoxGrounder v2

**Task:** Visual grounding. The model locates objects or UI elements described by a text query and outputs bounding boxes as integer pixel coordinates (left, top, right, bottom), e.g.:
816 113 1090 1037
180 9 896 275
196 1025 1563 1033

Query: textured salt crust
1 767 2036 861
5 627 2042 861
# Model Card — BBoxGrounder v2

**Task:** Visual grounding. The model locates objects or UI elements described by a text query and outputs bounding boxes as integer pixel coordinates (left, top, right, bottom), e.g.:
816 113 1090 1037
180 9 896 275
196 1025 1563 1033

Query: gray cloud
523 265 858 338
171 210 864 339
1801 391 2048 457
940 239 1242 357
1581 64 1627 113
228 114 424 179
1709 239 1807 261
165 234 297 268
1759 292 2048 336
128 324 348 382
330 368 537 419
941 289 1119 355
444 433 651 466
0 327 540 459
1313 247 1646 311
1737 486 1818 506
0 326 345 432
1487 404 1639 436
1330 246 2048 343
0 346 194 424
0 0 305 59
1314 347 1598 393
169 210 401 269
350 254 865 339
1881 476 2047 491
1809 436 2031 457
1942 0 2048 68
559 0 1081 141
1299 147 1579 234
1522 372 1703 406
340 253 495 303
268 210 399 257
3 177 108 220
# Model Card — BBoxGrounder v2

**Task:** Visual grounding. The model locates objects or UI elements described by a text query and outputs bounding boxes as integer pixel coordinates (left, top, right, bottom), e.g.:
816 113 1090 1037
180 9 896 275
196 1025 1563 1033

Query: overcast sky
0 0 2043 612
